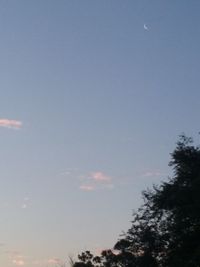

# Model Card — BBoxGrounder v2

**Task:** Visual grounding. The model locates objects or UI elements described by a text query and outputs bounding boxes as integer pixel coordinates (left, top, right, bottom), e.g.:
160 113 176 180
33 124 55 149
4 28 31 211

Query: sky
0 0 200 266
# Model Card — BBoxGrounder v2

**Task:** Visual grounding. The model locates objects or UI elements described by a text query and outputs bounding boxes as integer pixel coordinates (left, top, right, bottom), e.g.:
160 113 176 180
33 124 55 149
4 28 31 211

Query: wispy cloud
12 259 25 266
60 168 115 192
21 197 30 209
0 119 22 129
5 247 27 266
47 258 62 265
11 254 25 266
79 185 95 191
60 168 79 176
5 250 21 256
90 172 111 182
31 257 64 266
79 171 114 192
21 204 27 209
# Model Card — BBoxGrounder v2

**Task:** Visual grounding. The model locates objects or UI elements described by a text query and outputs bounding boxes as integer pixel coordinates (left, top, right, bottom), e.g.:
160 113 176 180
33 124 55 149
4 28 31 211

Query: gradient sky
0 1 200 266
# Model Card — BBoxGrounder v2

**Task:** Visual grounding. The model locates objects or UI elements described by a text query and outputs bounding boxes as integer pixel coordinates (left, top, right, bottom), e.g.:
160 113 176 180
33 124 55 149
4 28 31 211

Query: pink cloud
48 258 62 264
12 259 25 266
0 119 22 129
32 258 63 266
79 185 95 191
91 172 111 182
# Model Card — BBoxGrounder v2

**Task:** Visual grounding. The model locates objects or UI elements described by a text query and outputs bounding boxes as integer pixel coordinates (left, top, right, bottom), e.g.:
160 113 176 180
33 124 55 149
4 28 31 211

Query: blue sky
0 1 200 266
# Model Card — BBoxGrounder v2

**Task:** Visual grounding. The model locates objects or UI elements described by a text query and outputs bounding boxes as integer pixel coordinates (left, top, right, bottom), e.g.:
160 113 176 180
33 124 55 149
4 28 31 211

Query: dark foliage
73 135 200 267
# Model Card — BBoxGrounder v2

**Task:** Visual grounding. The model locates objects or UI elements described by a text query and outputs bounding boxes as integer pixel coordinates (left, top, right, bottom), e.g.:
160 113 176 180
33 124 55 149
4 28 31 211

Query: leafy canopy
73 135 200 267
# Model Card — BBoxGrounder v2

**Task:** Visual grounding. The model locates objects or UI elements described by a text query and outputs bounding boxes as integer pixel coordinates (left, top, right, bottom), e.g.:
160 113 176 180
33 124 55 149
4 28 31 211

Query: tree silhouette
73 135 200 267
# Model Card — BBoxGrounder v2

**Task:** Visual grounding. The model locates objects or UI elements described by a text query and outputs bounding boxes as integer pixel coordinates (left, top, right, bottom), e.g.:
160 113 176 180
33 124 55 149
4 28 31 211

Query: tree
73 135 200 267
148 135 200 266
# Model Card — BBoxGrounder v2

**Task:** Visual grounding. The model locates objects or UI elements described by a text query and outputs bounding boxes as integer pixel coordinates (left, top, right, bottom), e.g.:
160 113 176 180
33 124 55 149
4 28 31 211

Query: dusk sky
0 1 200 266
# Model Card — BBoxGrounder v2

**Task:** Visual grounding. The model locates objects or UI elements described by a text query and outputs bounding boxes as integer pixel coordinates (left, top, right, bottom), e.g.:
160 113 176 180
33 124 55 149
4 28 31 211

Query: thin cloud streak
11 254 25 266
90 172 111 182
12 259 25 266
79 185 95 191
21 204 27 209
31 258 61 266
21 197 30 209
79 171 114 191
48 258 62 264
61 169 114 191
0 119 22 129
